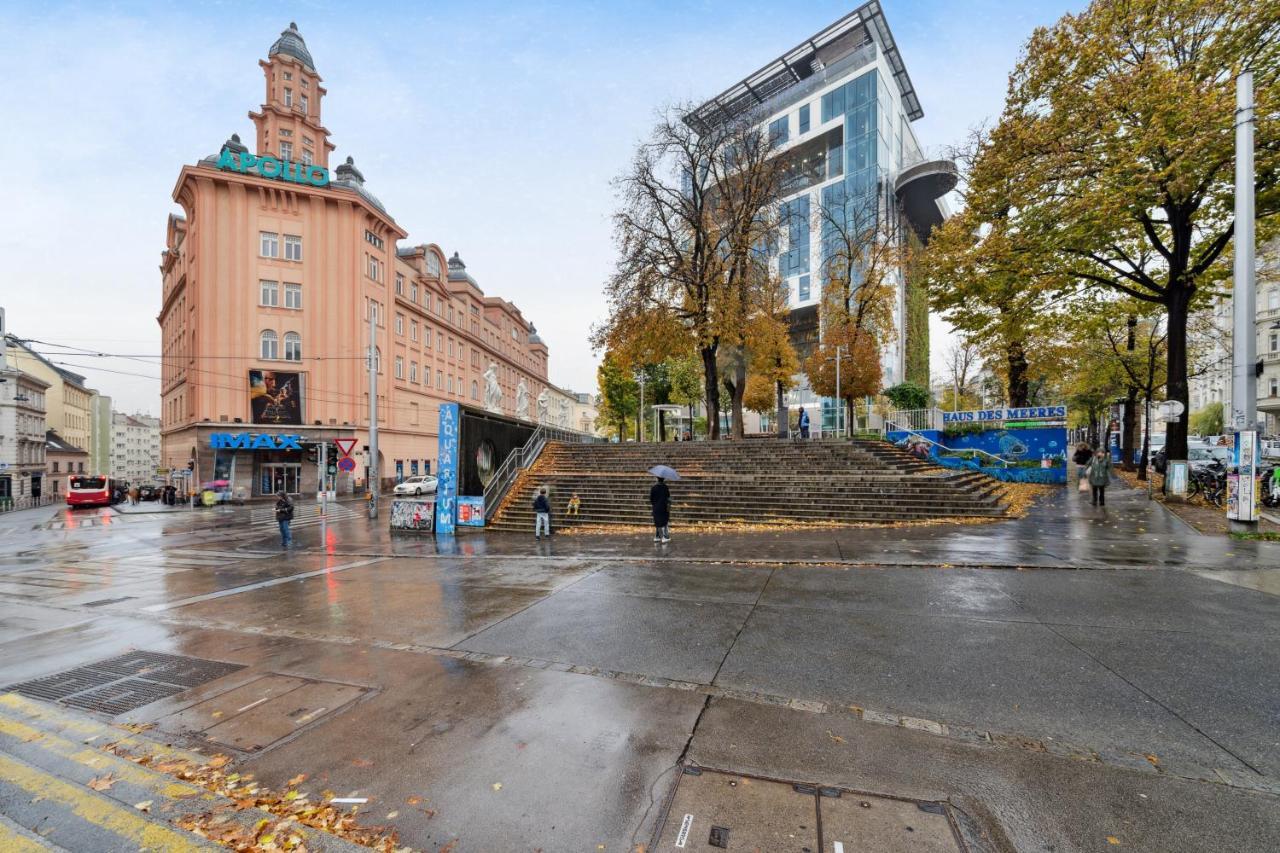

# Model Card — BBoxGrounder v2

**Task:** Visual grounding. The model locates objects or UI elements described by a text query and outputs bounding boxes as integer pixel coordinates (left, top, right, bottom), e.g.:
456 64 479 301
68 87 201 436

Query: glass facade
798 104 810 135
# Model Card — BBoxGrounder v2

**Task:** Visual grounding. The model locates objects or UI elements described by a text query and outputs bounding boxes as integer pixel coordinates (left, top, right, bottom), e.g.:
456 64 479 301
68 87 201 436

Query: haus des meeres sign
209 433 303 450
215 150 329 187
943 406 1067 424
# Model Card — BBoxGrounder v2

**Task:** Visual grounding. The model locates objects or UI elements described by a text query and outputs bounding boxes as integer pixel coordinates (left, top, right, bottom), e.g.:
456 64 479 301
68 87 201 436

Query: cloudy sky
0 0 1081 414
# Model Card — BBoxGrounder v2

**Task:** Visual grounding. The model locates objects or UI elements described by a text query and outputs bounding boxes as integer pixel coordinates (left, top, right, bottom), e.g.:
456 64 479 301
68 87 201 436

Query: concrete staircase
488 438 1008 531
0 692 372 852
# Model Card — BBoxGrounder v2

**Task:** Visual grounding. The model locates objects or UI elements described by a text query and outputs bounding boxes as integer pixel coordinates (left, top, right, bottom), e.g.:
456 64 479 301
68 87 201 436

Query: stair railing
483 426 603 518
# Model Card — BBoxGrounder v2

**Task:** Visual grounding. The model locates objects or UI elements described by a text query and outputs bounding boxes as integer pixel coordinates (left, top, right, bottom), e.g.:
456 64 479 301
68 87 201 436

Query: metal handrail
483 425 602 518
892 428 1011 468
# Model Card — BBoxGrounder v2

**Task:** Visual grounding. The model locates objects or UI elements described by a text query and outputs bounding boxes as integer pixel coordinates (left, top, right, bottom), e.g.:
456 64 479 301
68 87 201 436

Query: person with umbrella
647 465 678 543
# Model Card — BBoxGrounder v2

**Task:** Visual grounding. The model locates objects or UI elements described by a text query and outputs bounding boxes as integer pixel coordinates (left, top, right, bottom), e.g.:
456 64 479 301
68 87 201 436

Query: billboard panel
249 370 303 425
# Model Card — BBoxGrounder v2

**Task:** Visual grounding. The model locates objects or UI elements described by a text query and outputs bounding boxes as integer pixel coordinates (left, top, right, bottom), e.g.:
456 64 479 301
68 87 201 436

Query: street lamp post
1230 70 1257 532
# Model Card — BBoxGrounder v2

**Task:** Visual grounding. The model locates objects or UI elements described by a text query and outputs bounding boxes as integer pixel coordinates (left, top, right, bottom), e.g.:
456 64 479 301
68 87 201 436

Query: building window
284 235 302 261
301 79 309 90
1271 378 1279 398
300 94 308 113
768 116 789 147
437 330 443 349
284 332 301 361
395 356 404 379
410 361 418 383
260 280 279 307
260 231 279 258
798 104 810 134
284 282 301 309
301 150 312 166
260 330 278 360
283 71 292 81
280 140 293 160
284 87 293 107
368 256 382 282
280 128 292 137
1271 331 1278 352
448 338 454 358
448 375 454 393
448 305 454 324
410 284 418 303
409 320 418 341
436 370 443 389
798 274 811 302
365 230 384 249
1268 288 1279 310
395 273 404 295
471 380 479 400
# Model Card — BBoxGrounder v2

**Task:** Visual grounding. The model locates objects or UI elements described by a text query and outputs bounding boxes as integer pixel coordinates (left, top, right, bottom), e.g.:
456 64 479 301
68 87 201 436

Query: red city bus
67 475 113 508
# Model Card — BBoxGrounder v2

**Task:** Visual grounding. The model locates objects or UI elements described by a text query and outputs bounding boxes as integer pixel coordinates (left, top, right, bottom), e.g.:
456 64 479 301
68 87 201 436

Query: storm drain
656 767 964 852
4 651 246 716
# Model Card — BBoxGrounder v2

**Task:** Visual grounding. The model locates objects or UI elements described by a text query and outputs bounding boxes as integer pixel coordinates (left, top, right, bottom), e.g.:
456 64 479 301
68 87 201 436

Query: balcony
894 158 958 243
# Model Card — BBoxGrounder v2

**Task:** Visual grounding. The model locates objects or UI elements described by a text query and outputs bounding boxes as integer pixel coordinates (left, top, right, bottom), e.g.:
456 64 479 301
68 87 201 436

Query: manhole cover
655 768 963 852
4 651 246 716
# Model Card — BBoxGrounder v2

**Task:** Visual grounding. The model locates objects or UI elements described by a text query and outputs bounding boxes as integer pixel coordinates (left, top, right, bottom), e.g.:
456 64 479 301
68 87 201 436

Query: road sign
338 457 356 473
334 438 358 458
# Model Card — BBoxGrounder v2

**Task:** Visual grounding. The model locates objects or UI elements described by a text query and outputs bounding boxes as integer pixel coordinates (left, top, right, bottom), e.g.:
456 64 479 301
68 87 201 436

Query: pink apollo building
160 23 551 497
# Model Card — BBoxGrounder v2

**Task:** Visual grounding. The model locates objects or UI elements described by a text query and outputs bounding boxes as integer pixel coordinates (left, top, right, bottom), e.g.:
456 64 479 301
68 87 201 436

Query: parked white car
393 475 438 496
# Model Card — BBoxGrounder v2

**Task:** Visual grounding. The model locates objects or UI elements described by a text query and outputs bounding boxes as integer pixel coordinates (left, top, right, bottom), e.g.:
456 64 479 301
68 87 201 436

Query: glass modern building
691 1 955 427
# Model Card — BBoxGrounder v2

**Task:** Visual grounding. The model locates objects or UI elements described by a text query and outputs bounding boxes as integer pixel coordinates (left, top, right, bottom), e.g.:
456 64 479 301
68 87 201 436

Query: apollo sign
216 150 330 187
209 432 303 451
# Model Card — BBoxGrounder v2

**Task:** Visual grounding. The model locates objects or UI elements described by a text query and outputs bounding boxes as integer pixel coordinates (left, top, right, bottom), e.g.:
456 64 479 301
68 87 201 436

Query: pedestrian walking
1086 448 1112 507
1072 442 1093 491
649 476 671 543
566 492 581 517
798 407 810 440
128 485 139 506
274 490 295 547
533 487 551 539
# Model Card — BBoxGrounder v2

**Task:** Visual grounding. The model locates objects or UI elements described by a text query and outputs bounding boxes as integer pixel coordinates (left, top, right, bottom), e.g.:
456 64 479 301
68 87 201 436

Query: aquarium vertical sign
435 403 459 534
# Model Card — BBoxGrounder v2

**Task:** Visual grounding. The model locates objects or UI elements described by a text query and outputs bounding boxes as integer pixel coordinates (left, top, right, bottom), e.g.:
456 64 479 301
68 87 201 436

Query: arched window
374 347 382 373
260 330 278 360
471 380 478 400
284 332 301 362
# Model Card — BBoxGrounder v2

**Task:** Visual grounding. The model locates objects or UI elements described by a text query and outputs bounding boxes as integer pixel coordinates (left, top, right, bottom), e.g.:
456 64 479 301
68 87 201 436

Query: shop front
187 426 357 501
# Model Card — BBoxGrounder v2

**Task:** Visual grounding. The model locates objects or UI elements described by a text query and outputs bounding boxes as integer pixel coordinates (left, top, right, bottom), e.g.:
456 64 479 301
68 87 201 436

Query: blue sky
0 0 1081 413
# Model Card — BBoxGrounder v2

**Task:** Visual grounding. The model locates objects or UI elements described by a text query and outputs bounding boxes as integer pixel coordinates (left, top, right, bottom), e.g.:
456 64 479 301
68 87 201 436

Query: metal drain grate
4 651 246 716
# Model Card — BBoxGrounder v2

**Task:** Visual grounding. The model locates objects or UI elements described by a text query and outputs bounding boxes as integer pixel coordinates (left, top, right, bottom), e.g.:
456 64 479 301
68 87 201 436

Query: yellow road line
0 693 208 764
0 818 55 853
0 752 205 852
0 716 208 801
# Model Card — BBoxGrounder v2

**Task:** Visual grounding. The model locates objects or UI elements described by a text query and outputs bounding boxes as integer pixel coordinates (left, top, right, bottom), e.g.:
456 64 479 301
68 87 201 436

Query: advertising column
435 403 459 534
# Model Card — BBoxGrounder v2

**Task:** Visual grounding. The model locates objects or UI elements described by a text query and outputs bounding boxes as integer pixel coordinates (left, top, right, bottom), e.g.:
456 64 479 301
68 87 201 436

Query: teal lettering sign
210 432 303 451
216 150 329 187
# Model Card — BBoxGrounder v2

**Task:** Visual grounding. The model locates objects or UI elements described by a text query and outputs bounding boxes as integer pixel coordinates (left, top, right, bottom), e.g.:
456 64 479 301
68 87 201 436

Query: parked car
1189 445 1232 470
393 475 438 497
1152 440 1215 475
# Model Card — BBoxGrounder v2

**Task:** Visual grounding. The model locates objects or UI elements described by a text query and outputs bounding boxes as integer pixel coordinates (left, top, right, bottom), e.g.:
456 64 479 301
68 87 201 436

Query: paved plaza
0 482 1277 851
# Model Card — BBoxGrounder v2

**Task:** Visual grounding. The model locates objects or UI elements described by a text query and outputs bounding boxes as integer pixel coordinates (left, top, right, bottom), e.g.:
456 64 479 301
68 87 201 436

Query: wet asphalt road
0 485 1277 852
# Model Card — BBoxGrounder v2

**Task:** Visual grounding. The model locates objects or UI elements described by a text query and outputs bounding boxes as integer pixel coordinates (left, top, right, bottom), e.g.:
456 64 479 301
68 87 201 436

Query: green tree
972 0 1280 459
1191 402 1224 437
596 352 639 441
884 382 930 412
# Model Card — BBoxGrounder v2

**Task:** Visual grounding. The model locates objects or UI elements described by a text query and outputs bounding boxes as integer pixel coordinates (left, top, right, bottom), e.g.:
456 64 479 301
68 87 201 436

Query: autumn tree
802 186 901 429
595 105 786 439
977 0 1280 459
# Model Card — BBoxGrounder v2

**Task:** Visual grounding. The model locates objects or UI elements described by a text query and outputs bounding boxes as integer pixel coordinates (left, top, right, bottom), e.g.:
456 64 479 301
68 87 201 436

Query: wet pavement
0 483 1277 851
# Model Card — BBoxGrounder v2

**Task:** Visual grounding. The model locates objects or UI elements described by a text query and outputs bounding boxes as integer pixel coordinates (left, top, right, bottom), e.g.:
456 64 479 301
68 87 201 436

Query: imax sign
216 150 330 187
210 433 303 451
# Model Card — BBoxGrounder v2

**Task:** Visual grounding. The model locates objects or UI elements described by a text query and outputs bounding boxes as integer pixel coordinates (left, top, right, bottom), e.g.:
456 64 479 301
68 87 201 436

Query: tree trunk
775 378 787 438
657 409 667 442
1121 388 1138 471
700 345 720 440
1138 394 1151 481
1088 410 1099 449
845 396 855 438
1006 340 1030 407
729 358 746 439
1164 287 1191 460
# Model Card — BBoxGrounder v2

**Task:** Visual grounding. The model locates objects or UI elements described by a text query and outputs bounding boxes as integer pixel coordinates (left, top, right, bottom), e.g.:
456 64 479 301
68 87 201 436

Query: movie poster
249 370 303 425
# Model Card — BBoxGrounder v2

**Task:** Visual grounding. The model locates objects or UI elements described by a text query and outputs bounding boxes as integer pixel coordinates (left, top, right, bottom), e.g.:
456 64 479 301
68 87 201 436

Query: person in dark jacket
274 490 294 547
798 407 810 439
1086 448 1112 507
1072 442 1093 487
533 488 551 539
649 477 671 543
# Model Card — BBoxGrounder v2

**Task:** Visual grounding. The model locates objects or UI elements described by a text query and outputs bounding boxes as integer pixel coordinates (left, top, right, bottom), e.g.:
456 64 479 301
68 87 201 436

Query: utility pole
638 372 646 442
368 306 379 520
1230 70 1258 531
316 438 326 538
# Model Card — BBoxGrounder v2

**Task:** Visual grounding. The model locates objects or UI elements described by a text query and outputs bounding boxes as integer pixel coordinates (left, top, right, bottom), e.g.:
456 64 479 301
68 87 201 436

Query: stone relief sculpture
516 379 530 420
536 389 550 425
558 397 571 429
483 363 502 413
